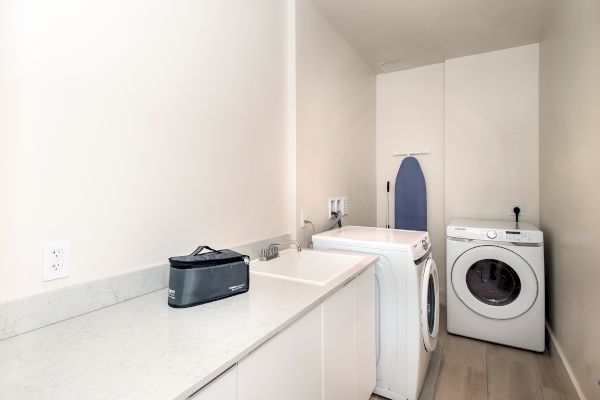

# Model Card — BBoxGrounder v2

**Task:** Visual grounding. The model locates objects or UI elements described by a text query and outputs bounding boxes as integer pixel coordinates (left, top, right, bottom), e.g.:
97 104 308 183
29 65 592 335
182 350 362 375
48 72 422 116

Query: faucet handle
269 244 280 259
259 245 280 261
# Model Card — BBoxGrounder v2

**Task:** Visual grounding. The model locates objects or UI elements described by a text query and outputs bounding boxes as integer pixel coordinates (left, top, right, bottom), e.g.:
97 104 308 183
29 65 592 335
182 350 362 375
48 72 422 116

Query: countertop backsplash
0 233 290 341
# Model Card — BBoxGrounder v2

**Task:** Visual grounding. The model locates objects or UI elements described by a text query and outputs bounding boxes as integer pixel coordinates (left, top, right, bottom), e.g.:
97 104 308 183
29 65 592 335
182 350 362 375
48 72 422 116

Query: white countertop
0 250 376 400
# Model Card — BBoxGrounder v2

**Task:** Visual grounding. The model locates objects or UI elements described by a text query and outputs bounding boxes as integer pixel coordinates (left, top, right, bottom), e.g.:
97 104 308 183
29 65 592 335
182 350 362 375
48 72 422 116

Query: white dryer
313 226 439 400
446 219 545 352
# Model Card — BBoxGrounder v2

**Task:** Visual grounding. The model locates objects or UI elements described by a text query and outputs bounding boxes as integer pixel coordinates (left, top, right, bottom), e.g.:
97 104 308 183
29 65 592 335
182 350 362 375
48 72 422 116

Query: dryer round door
451 245 538 320
421 257 439 352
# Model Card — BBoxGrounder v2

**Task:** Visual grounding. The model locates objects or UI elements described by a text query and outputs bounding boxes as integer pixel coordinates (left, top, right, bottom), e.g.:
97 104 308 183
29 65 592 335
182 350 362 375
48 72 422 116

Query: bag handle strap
190 245 220 256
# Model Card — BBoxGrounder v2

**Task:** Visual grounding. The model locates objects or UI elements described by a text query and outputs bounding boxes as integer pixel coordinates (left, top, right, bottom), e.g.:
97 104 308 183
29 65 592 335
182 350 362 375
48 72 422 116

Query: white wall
0 0 290 302
295 0 376 246
376 64 446 297
376 45 539 302
445 44 540 225
540 1 600 399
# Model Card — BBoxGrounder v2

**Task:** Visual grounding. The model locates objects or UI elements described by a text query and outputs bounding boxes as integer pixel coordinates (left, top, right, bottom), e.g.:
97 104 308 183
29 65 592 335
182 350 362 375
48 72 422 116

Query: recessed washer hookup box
168 245 250 308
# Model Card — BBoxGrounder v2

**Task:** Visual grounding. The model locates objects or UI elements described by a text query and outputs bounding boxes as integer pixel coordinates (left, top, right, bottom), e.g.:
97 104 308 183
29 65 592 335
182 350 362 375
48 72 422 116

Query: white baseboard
546 322 586 400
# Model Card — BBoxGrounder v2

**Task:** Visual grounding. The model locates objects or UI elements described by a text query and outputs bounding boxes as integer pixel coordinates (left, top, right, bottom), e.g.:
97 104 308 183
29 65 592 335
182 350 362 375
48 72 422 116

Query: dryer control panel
447 220 543 244
411 234 431 261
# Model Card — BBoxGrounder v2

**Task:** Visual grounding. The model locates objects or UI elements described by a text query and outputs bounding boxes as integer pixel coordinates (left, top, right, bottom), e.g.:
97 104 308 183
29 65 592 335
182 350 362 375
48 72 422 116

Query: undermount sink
250 249 366 286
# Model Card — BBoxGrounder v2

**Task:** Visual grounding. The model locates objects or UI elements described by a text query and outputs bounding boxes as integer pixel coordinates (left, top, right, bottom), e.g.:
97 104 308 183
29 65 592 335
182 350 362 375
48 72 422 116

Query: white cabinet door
189 365 237 400
237 306 322 400
354 266 376 400
323 281 356 400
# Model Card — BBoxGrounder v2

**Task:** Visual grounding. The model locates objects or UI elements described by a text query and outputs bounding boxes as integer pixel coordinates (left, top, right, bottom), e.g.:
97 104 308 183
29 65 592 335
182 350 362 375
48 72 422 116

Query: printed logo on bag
229 284 246 292
168 289 176 299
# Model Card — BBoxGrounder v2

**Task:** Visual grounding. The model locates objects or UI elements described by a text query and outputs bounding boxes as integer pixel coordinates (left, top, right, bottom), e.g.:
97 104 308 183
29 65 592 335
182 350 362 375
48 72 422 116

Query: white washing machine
446 219 545 352
313 226 439 400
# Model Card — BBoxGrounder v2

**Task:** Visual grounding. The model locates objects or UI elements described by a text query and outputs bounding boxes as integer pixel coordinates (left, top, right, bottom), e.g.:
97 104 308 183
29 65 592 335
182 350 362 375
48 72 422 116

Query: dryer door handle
510 242 543 247
447 237 475 243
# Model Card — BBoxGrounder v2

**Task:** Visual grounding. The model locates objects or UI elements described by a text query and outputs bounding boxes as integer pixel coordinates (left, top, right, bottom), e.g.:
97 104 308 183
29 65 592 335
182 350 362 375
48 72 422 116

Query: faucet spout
259 240 302 261
271 240 302 252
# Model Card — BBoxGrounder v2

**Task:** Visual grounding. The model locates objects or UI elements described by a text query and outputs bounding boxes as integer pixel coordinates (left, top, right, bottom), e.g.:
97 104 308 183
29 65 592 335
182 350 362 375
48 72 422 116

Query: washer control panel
505 230 529 241
447 224 543 244
411 234 431 261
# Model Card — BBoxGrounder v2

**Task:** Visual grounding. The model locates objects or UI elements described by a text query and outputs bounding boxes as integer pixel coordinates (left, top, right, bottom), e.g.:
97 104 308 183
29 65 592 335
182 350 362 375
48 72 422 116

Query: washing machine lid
451 245 539 320
313 226 430 257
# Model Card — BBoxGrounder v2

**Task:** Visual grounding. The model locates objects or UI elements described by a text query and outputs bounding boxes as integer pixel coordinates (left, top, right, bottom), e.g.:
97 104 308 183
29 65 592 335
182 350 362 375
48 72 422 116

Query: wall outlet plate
43 240 70 282
328 196 349 218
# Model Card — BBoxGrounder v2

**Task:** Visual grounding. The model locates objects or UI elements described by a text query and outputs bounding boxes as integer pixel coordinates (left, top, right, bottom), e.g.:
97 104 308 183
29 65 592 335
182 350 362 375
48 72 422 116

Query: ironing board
394 156 427 231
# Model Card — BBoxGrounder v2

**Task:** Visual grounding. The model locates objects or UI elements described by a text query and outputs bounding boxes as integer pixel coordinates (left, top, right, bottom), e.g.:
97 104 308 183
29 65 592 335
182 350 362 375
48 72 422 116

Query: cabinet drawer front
237 306 322 400
323 282 356 400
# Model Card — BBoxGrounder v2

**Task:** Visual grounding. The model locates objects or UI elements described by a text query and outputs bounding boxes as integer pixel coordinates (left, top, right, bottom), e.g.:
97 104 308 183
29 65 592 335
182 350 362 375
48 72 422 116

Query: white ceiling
309 0 545 71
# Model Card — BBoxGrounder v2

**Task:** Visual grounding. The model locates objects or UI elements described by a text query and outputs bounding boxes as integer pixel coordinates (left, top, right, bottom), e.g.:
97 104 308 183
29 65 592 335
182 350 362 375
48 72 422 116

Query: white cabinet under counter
237 265 376 400
323 279 356 399
238 306 323 400
323 266 376 400
354 267 377 400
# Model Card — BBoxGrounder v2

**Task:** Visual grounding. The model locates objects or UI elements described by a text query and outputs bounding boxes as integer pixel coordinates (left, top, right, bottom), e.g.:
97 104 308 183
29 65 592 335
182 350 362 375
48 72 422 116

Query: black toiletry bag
167 245 250 308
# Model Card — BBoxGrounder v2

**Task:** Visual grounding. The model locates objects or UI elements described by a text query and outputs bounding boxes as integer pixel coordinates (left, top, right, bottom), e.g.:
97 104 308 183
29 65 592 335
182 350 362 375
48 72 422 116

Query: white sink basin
250 249 366 286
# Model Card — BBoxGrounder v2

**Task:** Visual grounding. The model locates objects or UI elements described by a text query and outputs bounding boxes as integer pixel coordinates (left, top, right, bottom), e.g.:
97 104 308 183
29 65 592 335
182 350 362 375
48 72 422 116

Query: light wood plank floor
370 308 569 400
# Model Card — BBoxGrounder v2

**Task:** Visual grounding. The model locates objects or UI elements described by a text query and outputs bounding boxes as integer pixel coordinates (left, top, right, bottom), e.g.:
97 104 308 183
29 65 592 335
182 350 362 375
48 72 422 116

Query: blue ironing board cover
394 156 427 231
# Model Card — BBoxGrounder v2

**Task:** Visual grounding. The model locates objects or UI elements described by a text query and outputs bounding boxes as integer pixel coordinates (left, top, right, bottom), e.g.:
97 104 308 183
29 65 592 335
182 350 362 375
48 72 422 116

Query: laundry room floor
370 307 570 400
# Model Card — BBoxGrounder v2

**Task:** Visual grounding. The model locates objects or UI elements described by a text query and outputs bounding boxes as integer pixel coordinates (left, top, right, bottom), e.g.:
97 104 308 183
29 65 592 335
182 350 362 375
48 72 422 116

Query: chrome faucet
259 240 302 261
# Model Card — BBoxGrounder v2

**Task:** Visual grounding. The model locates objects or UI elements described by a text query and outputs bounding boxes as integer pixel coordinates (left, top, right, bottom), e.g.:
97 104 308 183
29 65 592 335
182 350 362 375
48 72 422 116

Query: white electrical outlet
43 240 70 282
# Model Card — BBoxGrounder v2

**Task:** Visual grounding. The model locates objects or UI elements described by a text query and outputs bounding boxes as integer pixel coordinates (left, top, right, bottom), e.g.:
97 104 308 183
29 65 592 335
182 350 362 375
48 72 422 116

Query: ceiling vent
378 58 413 73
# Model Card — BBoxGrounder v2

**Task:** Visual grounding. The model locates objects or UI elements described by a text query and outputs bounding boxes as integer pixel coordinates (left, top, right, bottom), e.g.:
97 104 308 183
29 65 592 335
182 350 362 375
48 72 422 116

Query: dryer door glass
451 245 538 320
466 259 521 306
